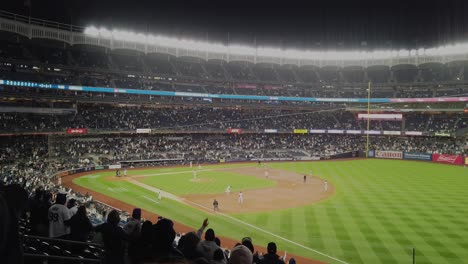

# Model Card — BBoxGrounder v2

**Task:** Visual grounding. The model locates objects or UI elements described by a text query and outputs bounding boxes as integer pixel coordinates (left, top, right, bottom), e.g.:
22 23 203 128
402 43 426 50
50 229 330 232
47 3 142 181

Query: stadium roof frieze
2 11 468 68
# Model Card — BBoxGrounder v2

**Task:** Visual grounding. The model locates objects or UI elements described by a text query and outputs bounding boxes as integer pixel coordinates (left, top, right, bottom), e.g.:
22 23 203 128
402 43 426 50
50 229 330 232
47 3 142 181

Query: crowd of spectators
0 131 465 264
0 104 464 133
1 180 292 264
2 50 468 101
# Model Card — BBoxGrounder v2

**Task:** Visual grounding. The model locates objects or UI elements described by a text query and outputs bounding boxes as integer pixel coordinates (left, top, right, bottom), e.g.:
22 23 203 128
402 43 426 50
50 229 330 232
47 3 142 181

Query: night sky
2 0 468 50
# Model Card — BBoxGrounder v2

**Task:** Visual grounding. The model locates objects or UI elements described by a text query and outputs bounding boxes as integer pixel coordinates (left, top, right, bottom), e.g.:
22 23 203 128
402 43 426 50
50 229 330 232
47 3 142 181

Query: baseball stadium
1 3 468 264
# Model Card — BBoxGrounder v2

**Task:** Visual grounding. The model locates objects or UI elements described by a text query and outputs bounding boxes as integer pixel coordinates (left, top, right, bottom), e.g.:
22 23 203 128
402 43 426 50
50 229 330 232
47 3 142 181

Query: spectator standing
65 205 93 242
123 208 142 264
48 193 71 238
95 210 127 264
196 218 222 261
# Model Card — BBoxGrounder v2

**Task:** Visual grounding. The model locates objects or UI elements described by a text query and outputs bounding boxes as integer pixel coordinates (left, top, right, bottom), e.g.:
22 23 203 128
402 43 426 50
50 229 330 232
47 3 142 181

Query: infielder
225 185 231 195
238 191 244 204
264 170 269 178
324 180 328 191
303 175 306 183
213 199 219 212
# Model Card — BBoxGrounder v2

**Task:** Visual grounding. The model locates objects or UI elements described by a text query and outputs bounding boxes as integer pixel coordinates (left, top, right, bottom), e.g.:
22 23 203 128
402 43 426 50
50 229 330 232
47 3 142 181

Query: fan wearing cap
260 242 285 264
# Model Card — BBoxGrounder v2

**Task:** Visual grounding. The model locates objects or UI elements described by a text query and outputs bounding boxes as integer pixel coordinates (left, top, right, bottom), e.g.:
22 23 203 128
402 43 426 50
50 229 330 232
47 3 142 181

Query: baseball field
66 159 468 264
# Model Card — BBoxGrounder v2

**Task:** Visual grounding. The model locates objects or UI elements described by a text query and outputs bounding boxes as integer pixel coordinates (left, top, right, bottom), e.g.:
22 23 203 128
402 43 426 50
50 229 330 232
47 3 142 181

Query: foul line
129 179 350 264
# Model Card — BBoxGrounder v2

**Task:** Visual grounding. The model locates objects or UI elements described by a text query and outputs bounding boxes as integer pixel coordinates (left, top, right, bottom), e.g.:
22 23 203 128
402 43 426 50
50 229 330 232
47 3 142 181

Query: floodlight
83 25 468 62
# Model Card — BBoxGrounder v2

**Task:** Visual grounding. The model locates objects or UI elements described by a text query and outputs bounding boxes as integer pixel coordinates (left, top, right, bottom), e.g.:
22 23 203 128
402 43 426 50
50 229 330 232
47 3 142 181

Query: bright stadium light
84 26 468 61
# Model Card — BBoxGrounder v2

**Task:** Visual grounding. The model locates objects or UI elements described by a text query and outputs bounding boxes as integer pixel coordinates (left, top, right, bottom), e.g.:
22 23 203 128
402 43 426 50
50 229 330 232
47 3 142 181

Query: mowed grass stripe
333 162 398 264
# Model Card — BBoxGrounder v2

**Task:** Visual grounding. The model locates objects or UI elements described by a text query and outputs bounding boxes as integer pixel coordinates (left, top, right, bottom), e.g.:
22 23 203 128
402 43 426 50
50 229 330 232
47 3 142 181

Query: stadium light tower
365 81 371 158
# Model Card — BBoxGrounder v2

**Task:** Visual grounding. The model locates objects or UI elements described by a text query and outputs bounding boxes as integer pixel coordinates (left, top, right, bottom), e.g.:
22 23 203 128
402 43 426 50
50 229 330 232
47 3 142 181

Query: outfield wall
369 150 466 165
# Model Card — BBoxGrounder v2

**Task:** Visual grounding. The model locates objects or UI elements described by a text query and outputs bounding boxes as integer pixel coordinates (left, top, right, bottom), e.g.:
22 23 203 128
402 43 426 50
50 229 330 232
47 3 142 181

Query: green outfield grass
74 160 468 264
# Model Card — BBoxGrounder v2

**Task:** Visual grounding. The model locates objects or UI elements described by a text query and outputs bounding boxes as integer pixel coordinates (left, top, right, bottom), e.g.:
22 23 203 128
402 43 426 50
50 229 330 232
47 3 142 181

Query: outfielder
238 191 244 204
158 189 162 202
198 164 202 170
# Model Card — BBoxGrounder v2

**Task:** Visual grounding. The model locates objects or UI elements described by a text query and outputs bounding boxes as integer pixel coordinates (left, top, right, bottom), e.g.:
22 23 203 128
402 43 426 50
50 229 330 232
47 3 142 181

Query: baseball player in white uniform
238 191 244 204
324 180 328 191
158 190 162 202
198 164 202 170
190 161 193 168
193 170 197 179
225 185 231 195
264 170 269 178
124 168 127 177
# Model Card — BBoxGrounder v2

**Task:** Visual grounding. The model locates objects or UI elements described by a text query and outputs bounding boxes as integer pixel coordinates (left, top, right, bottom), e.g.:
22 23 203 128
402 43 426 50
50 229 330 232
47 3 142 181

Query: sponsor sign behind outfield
465 157 468 165
368 150 375 157
403 152 432 161
310 129 326 133
432 154 463 165
227 128 243 134
67 128 87 134
136 128 151 133
375 150 403 159
293 129 308 134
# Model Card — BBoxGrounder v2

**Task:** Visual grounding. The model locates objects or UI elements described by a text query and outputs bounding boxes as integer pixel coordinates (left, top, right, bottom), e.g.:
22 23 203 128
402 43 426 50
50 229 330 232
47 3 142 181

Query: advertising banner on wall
403 152 432 161
465 157 468 165
434 132 451 137
375 150 403 159
383 131 401 135
328 129 344 134
310 129 326 133
67 128 87 134
136 128 151 133
347 130 362 134
432 154 463 165
264 129 278 133
368 150 375 157
364 130 381 135
358 113 403 120
404 131 423 136
227 128 243 134
293 129 308 134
